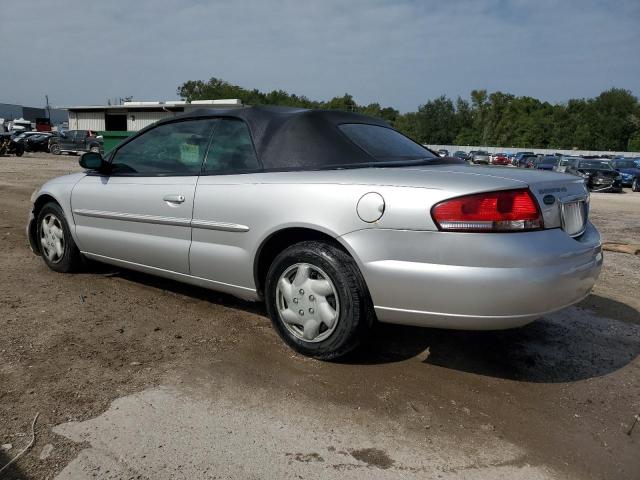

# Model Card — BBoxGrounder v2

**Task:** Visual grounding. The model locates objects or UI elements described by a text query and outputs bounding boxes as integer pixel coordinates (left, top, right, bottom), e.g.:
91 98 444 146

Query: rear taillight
431 189 543 232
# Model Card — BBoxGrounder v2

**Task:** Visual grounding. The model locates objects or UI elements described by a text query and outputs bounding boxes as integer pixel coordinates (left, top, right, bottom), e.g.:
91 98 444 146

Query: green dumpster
99 131 134 154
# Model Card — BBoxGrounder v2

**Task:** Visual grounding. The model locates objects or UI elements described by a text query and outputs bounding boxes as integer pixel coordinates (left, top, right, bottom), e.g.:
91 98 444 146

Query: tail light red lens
431 189 543 232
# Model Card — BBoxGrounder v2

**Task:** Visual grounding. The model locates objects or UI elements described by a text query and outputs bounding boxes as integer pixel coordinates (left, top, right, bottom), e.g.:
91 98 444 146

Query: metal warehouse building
67 99 243 132
0 102 67 125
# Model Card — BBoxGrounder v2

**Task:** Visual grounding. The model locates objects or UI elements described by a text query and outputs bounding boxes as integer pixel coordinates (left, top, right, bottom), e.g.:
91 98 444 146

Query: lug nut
309 295 315 301
299 289 304 295
309 308 314 314
293 298 298 304
298 309 304 316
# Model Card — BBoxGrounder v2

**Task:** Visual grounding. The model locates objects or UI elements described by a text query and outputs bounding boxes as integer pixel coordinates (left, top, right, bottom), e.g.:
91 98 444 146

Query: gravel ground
0 152 638 479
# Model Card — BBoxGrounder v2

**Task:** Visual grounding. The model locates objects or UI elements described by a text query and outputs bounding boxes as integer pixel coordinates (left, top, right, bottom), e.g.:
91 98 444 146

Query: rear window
338 123 436 162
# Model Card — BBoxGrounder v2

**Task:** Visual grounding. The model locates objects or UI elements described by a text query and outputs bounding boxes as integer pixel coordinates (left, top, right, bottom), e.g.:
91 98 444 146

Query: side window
110 119 213 175
203 119 260 174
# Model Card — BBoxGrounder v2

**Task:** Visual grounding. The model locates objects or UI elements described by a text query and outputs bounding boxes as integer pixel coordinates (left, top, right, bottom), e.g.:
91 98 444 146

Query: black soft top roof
159 106 391 170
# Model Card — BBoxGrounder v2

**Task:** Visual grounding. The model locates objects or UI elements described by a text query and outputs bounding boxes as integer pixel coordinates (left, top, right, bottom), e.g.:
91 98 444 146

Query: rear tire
36 202 84 273
265 241 373 360
633 178 640 192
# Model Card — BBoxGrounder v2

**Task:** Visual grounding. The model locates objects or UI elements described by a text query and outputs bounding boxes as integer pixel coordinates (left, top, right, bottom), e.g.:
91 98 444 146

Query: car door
74 130 88 150
72 118 215 275
60 130 76 150
189 118 262 294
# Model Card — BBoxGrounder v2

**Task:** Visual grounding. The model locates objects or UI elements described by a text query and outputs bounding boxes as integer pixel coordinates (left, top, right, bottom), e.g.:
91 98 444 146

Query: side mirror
79 151 105 171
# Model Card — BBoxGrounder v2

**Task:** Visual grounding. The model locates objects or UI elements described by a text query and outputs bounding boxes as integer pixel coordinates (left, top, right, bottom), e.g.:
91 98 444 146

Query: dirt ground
1 152 638 479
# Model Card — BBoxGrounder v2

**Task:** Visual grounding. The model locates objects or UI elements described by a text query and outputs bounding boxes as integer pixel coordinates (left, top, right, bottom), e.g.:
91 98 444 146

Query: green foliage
177 79 640 152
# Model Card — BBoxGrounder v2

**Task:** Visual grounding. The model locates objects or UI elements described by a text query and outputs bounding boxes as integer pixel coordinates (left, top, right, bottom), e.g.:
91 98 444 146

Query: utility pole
45 94 51 119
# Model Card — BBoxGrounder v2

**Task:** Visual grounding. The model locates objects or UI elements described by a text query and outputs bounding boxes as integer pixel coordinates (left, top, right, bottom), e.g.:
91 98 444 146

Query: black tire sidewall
265 241 371 360
37 202 81 273
633 178 639 192
50 143 61 155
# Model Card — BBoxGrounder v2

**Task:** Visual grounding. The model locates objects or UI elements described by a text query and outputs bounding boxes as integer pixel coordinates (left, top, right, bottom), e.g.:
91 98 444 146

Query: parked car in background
533 155 558 171
452 150 467 161
611 158 640 191
13 131 42 143
26 106 602 359
437 149 449 157
518 154 537 168
554 156 582 173
25 133 55 152
14 132 55 153
490 153 510 166
565 158 622 192
514 151 534 166
49 130 102 155
471 150 490 164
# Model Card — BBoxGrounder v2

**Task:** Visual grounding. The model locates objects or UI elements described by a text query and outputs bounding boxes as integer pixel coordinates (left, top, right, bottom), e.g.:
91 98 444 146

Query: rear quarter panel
189 174 450 291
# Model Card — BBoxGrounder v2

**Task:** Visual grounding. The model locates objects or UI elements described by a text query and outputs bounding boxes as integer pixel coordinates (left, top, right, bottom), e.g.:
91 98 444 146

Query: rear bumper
340 223 602 330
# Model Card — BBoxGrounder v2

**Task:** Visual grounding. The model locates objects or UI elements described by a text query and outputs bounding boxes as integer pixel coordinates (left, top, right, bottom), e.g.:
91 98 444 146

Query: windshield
578 160 613 170
540 157 557 164
338 124 437 163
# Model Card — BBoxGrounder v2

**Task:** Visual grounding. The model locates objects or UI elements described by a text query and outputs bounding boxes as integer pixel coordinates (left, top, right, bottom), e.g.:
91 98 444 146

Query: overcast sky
1 0 638 112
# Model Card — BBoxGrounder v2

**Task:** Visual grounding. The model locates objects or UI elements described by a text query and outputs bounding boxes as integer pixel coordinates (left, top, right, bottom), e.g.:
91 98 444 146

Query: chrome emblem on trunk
543 194 556 205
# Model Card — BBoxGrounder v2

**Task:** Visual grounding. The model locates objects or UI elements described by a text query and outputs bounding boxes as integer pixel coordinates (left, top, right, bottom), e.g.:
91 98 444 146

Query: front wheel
633 178 640 192
49 143 61 155
265 241 373 360
36 202 84 273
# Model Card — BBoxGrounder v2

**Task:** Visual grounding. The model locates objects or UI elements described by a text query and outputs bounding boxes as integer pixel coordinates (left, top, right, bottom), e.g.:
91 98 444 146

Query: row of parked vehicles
0 130 103 156
434 149 640 193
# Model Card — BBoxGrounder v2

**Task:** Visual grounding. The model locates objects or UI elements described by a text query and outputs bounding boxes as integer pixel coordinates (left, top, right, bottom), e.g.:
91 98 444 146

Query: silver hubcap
40 213 65 263
276 263 339 342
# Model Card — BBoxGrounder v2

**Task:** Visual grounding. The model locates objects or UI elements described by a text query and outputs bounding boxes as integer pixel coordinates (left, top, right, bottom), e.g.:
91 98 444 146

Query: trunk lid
404 165 589 232
253 164 589 232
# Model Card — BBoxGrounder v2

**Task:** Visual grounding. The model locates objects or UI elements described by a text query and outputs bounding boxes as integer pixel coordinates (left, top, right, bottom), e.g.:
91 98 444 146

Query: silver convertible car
27 107 603 359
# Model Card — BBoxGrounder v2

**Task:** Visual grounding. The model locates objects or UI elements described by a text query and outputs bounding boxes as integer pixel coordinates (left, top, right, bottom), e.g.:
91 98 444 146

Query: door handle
163 194 185 204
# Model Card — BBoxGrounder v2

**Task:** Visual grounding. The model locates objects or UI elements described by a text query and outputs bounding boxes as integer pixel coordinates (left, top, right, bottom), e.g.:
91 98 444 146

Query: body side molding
74 209 249 232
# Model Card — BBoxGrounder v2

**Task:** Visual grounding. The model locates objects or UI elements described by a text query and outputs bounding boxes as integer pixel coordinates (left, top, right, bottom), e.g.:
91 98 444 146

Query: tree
414 96 457 144
177 77 640 151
